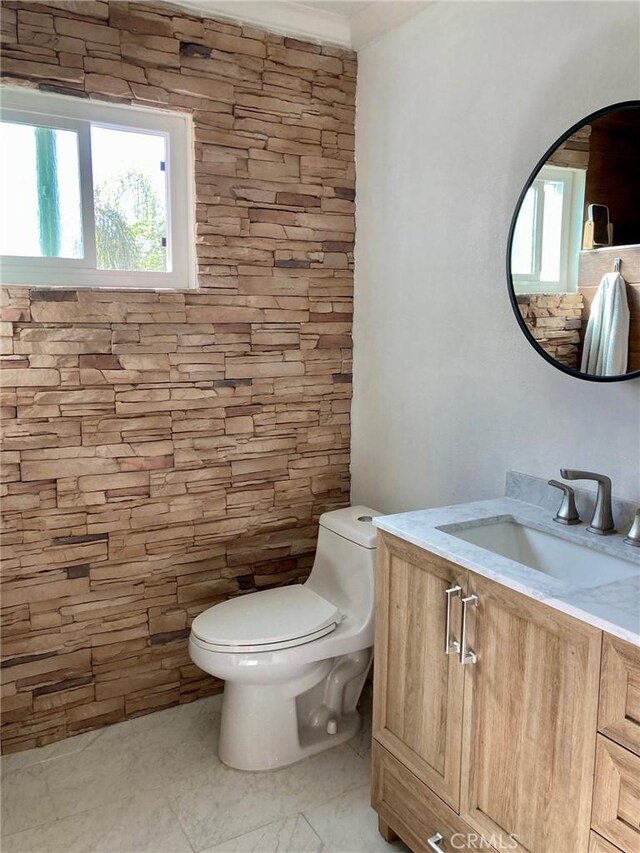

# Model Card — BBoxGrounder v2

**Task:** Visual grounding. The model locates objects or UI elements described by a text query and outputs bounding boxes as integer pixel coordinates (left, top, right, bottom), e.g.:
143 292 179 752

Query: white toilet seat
190 622 338 654
190 585 341 653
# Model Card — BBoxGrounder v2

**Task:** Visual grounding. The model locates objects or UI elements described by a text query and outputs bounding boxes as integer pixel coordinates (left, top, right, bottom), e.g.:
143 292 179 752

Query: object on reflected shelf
583 203 614 249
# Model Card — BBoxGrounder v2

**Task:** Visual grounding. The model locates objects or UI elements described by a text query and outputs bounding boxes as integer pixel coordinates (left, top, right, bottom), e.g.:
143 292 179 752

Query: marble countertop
373 496 640 646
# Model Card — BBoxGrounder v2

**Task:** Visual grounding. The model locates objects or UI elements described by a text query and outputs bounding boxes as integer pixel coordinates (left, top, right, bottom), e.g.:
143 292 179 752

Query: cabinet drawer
592 735 640 853
589 831 624 853
372 741 505 853
599 635 640 757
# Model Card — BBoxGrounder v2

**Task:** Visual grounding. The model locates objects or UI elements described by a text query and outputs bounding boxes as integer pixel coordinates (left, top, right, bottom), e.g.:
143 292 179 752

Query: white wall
352 1 640 512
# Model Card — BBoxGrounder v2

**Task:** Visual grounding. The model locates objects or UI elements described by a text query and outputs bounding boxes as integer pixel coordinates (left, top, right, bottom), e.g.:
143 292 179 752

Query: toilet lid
191 585 341 651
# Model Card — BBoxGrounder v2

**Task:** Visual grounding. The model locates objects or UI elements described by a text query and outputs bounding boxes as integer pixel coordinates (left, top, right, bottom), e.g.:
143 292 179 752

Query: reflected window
511 165 585 293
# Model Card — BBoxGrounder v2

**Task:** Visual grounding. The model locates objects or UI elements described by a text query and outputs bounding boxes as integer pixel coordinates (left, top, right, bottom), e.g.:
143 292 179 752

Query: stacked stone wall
0 0 356 753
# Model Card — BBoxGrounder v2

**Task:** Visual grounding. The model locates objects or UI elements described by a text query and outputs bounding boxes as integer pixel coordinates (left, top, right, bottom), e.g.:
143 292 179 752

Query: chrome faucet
560 470 616 535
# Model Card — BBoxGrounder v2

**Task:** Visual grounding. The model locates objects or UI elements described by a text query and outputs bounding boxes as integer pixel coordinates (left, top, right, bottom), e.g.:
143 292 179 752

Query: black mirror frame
506 99 640 383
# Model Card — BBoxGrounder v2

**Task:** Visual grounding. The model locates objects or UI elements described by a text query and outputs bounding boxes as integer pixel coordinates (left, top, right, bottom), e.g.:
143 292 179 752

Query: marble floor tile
167 743 369 852
349 685 373 759
0 697 221 778
1 764 57 837
2 691 379 853
304 784 409 853
2 788 193 853
1 729 105 777
42 696 221 818
201 815 324 853
96 694 222 745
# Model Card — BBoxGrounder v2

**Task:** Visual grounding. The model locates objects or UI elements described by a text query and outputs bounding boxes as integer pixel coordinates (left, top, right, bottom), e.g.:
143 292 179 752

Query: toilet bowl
189 505 380 771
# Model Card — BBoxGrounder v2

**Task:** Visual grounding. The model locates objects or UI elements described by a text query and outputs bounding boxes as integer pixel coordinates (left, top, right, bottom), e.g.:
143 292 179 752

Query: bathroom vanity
370 478 640 853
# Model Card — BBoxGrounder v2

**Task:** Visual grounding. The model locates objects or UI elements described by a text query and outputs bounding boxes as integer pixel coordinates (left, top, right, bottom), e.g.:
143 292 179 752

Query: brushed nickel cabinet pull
444 586 461 654
459 594 478 665
427 832 444 851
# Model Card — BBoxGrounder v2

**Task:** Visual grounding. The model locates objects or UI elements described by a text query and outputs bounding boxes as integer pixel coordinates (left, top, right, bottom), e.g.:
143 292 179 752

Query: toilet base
218 650 372 771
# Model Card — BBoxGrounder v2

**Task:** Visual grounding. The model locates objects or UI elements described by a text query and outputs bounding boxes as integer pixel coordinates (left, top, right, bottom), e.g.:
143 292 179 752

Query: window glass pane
91 126 167 272
539 179 563 282
0 121 83 258
511 186 536 275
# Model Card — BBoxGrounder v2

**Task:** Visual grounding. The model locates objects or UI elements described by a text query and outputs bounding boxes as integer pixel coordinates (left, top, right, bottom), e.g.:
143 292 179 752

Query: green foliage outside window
94 171 166 272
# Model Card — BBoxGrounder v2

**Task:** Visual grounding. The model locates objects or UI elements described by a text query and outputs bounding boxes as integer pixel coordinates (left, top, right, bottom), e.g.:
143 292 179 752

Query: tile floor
1 688 409 853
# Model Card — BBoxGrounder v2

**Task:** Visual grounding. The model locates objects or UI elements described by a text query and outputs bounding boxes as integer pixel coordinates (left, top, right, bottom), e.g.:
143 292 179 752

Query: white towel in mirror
580 271 630 376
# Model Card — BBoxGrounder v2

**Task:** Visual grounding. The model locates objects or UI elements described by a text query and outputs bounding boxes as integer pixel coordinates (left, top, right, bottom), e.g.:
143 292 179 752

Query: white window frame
0 88 195 290
512 164 586 294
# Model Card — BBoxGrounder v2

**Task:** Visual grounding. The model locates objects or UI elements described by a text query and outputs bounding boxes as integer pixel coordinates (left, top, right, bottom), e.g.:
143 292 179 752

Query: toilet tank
304 506 381 625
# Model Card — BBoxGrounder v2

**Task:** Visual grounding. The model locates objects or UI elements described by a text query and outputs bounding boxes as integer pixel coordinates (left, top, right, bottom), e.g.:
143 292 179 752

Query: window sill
0 271 196 292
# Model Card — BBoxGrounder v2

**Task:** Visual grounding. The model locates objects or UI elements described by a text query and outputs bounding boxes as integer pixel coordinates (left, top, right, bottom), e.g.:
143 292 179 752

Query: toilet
189 505 380 771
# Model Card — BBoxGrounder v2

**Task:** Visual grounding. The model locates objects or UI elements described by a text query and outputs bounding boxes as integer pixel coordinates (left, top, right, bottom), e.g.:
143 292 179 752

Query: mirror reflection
509 102 640 380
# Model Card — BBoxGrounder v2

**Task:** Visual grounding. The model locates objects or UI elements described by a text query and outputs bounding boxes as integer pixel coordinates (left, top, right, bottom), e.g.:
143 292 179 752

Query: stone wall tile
0 0 356 754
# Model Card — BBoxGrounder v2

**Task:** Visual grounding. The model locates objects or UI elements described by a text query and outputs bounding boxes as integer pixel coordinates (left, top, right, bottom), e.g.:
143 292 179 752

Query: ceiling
168 0 429 49
301 2 370 14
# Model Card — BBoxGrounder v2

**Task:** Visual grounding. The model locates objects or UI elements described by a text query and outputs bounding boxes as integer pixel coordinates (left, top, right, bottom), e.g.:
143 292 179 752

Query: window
0 89 194 289
511 165 585 293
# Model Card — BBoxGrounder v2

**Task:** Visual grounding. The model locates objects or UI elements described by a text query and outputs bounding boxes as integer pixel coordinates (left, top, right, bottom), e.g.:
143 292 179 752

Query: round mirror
507 101 640 382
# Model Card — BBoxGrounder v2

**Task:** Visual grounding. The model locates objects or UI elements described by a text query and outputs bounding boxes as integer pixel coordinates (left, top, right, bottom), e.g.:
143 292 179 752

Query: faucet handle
548 480 581 526
624 509 640 547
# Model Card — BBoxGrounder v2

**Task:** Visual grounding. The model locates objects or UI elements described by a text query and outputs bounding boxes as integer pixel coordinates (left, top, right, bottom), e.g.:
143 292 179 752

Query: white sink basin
443 520 639 589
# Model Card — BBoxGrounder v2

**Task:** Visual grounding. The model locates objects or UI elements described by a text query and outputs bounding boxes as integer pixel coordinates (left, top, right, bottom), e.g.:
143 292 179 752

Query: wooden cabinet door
459 574 602 853
599 635 640 757
373 532 467 811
